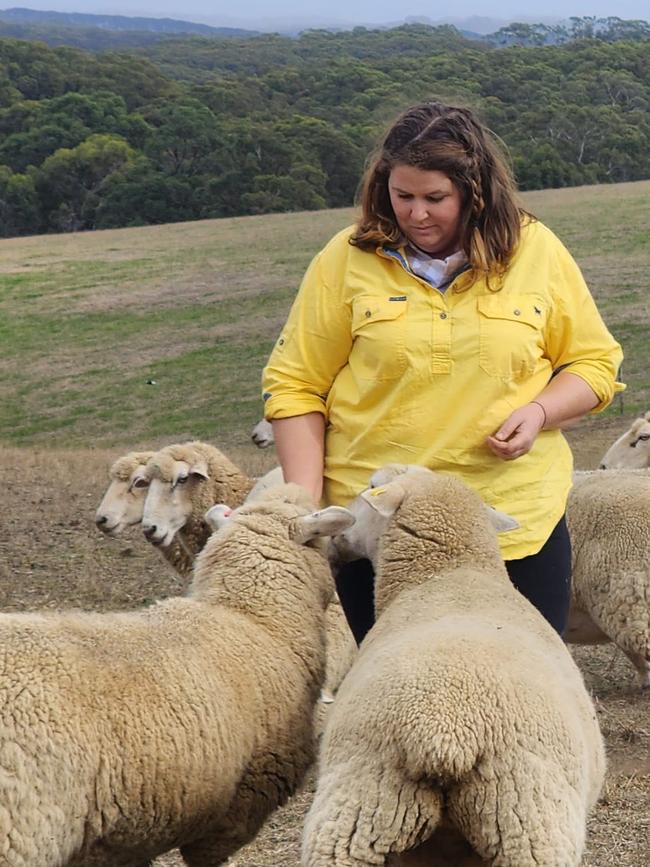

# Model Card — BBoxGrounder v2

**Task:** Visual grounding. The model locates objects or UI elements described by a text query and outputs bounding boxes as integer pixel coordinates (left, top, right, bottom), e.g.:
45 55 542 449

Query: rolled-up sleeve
545 239 625 411
262 244 353 420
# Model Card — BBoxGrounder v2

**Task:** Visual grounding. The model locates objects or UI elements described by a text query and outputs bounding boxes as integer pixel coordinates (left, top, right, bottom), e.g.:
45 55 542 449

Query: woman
262 101 624 643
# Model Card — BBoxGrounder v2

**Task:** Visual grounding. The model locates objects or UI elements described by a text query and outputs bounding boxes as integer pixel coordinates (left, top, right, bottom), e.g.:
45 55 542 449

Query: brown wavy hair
350 101 530 286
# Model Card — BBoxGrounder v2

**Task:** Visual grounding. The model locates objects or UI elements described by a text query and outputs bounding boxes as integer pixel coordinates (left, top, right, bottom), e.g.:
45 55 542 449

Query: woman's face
388 164 463 258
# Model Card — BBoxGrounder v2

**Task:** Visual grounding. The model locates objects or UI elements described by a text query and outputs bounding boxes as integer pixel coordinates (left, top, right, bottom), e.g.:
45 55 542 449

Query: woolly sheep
0 484 354 867
95 450 154 536
251 418 275 448
565 468 650 687
599 411 650 468
141 440 255 561
304 465 605 867
142 443 357 700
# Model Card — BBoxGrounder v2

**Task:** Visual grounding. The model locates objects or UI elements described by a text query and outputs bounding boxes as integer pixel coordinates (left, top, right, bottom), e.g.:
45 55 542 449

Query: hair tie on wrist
531 400 547 429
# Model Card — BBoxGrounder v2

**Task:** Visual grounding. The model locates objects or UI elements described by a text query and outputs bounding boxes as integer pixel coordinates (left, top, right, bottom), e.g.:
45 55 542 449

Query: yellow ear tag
369 486 387 496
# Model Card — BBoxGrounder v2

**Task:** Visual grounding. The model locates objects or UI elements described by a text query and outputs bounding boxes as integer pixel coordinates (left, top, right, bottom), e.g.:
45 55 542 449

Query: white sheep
95 450 154 536
565 468 650 687
97 445 356 699
599 411 650 468
141 441 255 561
304 465 605 867
0 484 354 867
251 418 275 448
142 442 357 701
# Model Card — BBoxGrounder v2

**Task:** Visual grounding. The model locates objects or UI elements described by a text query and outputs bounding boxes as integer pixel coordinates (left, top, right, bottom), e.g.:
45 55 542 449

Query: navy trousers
334 516 572 645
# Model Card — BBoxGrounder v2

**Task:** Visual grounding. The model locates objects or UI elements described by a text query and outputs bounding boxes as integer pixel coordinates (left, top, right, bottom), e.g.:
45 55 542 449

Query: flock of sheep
0 410 648 866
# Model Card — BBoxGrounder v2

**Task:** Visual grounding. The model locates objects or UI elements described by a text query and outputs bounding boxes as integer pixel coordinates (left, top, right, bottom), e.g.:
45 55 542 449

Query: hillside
1 180 647 450
1 22 650 237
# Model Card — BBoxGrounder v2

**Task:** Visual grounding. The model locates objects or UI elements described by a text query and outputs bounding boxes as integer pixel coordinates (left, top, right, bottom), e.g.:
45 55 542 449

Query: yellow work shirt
262 219 624 559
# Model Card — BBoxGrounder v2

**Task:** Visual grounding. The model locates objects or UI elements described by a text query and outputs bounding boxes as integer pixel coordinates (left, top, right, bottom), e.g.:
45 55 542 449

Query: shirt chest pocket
477 295 547 380
350 295 408 381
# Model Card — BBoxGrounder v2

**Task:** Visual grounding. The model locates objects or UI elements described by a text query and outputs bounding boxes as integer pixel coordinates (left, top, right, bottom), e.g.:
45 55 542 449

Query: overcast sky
5 0 649 31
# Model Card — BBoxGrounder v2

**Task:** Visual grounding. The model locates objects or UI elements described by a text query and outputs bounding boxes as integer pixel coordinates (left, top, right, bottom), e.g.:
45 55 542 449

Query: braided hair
351 101 530 288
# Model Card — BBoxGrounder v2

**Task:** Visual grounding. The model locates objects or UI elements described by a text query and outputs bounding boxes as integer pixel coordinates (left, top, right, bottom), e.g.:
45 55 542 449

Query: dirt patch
1 423 649 867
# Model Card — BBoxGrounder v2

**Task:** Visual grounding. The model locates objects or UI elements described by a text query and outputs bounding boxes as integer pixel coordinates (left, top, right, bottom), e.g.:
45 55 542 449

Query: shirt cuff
567 365 626 413
263 393 328 420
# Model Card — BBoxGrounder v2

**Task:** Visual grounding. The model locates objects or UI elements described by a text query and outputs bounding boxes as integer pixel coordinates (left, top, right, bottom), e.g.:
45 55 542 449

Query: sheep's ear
485 506 519 533
204 503 233 531
360 481 406 517
189 458 209 481
293 507 355 545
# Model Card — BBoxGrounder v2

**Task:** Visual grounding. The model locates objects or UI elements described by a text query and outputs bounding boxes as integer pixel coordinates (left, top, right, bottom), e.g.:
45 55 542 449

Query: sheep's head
329 464 518 572
599 413 650 469
204 483 355 549
95 451 154 536
142 446 209 547
251 418 275 448
328 464 431 567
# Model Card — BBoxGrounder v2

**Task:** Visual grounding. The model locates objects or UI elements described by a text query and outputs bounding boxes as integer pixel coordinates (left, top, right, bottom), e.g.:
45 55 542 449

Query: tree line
0 23 649 237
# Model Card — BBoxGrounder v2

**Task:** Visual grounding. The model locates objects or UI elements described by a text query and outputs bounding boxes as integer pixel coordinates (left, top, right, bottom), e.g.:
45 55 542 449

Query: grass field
1 179 649 448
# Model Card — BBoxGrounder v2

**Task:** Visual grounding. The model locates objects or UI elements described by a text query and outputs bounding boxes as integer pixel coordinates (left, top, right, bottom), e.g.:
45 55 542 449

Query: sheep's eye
175 475 189 486
132 477 149 489
638 434 650 442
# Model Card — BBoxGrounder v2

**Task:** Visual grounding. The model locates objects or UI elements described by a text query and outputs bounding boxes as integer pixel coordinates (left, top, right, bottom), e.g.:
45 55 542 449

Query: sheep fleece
304 474 605 867
0 542 329 864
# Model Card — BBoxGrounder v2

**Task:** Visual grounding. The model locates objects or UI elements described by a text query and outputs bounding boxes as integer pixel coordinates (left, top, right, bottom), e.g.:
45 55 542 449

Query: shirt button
513 308 521 316
440 312 448 320
365 310 372 318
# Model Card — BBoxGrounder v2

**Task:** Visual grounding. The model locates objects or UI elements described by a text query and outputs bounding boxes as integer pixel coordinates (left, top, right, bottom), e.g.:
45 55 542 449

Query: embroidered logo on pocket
389 295 407 302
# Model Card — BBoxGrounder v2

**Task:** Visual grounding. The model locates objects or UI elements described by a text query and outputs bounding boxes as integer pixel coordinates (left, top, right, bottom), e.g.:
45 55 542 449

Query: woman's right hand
486 402 546 461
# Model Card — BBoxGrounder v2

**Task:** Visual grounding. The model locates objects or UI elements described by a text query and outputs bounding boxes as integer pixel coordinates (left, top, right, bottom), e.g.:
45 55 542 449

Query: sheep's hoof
319 689 335 704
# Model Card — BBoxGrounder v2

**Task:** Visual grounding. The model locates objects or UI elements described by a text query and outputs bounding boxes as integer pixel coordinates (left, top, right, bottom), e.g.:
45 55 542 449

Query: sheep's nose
598 464 607 470
96 514 107 526
143 524 157 540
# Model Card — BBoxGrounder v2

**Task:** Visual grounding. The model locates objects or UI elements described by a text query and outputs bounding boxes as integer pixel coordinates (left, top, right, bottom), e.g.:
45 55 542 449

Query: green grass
1 184 648 447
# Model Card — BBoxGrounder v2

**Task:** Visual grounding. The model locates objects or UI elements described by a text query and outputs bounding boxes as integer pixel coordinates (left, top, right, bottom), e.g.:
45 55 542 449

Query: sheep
251 418 275 448
599 411 650 468
95 450 154 536
142 443 357 701
564 468 650 687
247 464 284 499
0 484 355 867
96 445 356 698
141 441 255 563
303 464 605 867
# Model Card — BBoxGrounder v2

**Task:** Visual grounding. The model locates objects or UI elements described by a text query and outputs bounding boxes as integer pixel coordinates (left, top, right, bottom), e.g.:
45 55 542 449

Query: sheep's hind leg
303 763 443 867
448 758 585 867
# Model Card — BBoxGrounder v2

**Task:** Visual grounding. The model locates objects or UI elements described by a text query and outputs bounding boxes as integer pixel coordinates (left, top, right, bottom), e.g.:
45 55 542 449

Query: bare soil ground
1 416 648 866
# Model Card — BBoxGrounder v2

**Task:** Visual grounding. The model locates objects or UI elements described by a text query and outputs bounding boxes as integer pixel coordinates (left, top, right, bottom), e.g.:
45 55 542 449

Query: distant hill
0 7 259 37
485 15 650 46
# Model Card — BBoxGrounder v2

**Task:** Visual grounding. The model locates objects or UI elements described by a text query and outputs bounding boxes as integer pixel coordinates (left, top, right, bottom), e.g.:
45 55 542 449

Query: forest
0 20 649 237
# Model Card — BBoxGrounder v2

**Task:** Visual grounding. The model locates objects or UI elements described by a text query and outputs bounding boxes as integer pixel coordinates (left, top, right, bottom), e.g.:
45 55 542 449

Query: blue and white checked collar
405 246 468 292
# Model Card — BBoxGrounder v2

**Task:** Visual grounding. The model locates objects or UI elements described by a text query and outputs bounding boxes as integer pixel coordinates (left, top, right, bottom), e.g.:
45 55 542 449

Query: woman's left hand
486 402 546 461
